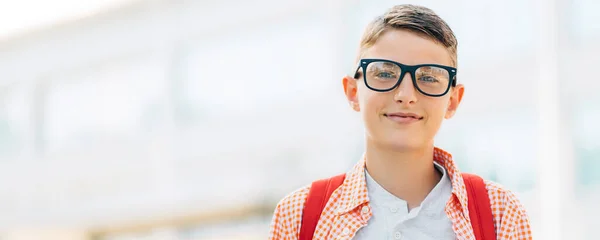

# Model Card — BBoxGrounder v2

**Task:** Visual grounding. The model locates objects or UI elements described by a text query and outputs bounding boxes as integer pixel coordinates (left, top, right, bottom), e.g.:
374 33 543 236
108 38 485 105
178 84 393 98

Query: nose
393 73 418 104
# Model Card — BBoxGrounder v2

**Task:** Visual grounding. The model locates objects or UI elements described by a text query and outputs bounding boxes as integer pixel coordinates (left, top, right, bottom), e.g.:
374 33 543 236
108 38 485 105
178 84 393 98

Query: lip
384 112 424 124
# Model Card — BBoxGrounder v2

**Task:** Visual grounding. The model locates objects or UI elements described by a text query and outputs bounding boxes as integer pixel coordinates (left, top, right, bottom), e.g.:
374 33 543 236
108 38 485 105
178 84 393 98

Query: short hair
357 4 458 67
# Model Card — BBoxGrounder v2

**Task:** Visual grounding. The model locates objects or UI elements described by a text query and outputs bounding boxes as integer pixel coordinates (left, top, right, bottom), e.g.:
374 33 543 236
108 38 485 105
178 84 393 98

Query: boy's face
343 29 464 151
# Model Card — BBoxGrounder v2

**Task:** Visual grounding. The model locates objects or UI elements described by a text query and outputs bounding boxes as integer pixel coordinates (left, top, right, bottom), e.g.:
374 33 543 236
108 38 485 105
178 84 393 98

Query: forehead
361 29 453 67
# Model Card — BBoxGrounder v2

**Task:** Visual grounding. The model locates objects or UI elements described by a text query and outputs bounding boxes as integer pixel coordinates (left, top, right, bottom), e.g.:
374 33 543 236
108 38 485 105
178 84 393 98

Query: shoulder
484 179 533 238
484 180 529 217
274 184 311 217
268 184 311 239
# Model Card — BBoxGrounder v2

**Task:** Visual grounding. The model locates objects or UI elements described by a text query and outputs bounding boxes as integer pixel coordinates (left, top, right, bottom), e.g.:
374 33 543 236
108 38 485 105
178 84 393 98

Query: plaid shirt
268 147 533 239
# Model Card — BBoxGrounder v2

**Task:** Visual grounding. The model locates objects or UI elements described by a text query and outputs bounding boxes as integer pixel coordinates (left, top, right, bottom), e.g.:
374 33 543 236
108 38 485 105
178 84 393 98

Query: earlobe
342 75 360 112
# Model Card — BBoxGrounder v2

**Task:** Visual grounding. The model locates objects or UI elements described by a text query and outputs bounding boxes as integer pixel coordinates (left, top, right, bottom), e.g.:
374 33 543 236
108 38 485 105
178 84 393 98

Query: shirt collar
336 147 469 215
364 161 449 206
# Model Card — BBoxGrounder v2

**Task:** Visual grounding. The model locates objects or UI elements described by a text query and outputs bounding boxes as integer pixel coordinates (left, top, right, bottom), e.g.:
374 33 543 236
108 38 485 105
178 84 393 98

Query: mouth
383 112 424 124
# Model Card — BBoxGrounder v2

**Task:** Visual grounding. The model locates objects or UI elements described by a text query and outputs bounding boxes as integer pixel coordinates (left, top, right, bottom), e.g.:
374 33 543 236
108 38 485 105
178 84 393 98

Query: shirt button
342 228 350 235
361 206 369 214
390 206 398 213
394 231 402 239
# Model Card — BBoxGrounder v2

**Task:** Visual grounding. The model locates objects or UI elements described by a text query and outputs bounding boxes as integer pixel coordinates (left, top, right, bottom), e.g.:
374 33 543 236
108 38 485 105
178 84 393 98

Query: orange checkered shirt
268 147 532 239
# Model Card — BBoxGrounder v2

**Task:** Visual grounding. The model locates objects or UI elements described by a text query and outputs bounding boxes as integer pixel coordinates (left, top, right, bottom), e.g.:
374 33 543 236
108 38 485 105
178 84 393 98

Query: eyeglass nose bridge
388 66 417 92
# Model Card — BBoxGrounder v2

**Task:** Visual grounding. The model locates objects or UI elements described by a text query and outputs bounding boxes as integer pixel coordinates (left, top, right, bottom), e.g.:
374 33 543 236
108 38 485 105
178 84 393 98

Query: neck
364 140 442 210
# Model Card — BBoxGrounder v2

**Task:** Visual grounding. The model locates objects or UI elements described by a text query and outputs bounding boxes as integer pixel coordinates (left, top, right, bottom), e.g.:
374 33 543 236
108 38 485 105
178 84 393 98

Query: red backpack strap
299 173 346 240
462 173 496 240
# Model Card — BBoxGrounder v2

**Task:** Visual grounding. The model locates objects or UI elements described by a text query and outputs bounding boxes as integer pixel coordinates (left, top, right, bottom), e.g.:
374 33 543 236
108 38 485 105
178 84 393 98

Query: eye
418 75 439 83
376 72 396 78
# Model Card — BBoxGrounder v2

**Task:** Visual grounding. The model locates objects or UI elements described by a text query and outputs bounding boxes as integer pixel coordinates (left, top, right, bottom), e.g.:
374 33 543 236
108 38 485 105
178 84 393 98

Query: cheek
357 86 379 110
424 99 450 123
359 91 389 116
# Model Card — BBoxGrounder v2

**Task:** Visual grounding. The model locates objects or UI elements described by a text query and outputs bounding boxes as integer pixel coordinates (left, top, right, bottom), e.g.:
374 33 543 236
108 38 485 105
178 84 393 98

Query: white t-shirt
354 162 456 240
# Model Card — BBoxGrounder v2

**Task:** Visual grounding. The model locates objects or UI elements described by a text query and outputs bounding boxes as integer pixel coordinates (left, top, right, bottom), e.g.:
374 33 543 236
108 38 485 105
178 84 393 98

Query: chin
378 136 425 151
388 142 423 152
365 129 428 150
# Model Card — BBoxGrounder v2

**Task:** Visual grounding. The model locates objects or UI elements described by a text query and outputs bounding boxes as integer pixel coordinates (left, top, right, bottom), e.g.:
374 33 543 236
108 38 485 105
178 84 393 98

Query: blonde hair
357 4 458 67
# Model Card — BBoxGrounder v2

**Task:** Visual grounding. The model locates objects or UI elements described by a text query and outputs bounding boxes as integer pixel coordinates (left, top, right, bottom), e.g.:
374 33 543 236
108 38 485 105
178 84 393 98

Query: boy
269 4 532 240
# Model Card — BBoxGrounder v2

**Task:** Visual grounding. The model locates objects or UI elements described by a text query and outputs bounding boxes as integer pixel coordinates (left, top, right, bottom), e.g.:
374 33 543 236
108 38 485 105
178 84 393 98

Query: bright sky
0 0 134 39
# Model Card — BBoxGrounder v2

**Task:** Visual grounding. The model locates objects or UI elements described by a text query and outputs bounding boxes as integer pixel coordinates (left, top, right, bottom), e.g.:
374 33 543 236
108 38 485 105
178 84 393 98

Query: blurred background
0 0 598 239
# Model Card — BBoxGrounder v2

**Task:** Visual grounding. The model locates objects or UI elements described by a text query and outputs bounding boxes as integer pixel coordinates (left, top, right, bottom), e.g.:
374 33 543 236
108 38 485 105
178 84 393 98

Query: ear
444 84 464 119
342 75 360 112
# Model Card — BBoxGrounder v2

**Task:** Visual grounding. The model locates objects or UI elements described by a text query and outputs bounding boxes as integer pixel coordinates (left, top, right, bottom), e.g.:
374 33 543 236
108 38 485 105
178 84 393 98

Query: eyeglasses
353 58 457 97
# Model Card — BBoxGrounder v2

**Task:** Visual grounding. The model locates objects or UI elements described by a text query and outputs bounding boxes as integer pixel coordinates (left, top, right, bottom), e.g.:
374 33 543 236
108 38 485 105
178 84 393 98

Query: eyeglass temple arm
351 64 361 79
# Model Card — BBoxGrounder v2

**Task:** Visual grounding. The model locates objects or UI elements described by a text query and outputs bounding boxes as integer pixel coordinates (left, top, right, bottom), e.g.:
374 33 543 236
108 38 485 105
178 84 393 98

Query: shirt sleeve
511 209 533 240
268 202 294 240
485 180 533 240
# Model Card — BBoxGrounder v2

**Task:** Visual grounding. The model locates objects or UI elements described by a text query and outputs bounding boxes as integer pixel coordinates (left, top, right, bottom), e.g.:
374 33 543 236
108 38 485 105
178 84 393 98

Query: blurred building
0 0 598 239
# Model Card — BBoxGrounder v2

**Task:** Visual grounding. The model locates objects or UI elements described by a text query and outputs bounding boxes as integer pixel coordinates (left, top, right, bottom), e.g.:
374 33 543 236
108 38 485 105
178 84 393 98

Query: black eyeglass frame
353 58 457 97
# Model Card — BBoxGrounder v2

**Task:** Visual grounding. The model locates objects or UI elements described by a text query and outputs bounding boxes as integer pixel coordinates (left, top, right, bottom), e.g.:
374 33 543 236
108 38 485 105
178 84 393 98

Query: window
570 0 600 42
0 84 32 158
573 103 600 188
180 17 334 122
436 109 537 192
43 54 169 153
